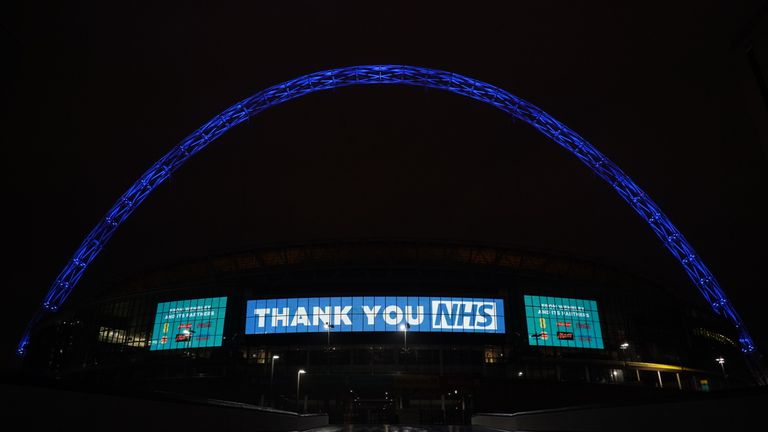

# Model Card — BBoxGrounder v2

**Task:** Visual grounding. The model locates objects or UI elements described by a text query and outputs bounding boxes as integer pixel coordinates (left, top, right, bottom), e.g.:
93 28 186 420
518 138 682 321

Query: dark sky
3 2 767 362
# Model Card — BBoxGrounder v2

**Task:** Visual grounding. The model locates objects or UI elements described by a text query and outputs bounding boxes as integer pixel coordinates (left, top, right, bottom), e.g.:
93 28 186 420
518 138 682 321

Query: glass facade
32 279 739 386
22 244 750 425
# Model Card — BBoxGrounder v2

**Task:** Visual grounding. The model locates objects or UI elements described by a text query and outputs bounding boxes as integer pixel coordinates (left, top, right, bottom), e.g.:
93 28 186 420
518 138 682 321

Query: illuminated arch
17 65 756 358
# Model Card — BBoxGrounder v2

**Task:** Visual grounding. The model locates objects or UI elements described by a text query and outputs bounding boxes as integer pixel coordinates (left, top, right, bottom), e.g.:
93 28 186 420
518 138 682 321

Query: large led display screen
524 295 604 348
150 297 227 350
245 297 505 334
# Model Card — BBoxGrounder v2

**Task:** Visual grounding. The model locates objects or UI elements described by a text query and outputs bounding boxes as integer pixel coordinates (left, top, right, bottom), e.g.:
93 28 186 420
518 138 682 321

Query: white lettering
405 306 424 325
253 308 270 327
362 305 381 325
334 306 352 326
383 305 404 325
312 306 331 326
272 307 290 327
291 307 310 326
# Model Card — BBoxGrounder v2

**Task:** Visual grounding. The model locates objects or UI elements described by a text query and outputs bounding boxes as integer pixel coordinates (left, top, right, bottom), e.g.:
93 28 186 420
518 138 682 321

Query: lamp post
269 355 279 406
323 322 335 351
620 342 629 350
296 369 306 412
399 323 410 351
619 342 629 367
716 356 726 378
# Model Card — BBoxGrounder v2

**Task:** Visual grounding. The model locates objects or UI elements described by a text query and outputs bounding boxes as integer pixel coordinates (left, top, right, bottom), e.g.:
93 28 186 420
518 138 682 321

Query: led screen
150 297 227 350
524 295 603 348
245 297 505 334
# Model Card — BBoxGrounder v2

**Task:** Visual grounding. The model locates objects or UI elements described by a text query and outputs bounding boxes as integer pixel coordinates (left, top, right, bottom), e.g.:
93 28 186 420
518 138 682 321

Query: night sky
3 2 767 363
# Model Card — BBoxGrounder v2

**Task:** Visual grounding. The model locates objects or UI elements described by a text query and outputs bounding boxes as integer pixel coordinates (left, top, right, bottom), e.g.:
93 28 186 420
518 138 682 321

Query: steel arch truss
17 65 756 357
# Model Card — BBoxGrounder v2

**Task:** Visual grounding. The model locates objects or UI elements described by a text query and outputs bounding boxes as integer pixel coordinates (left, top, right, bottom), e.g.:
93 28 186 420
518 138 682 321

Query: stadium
8 1 768 428
22 240 750 424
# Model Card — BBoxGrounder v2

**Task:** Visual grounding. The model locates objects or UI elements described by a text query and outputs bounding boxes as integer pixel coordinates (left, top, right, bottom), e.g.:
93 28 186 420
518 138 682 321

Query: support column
441 393 446 423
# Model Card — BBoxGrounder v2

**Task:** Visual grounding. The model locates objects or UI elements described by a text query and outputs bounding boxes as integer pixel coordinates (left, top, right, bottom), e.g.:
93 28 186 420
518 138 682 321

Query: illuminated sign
524 295 603 348
150 297 227 350
245 297 505 334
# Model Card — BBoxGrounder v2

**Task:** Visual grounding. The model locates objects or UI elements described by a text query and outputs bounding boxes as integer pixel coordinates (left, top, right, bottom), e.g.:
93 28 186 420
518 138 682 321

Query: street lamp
399 323 410 351
619 342 630 365
716 356 726 377
323 322 335 351
269 355 279 406
620 342 629 350
296 369 306 412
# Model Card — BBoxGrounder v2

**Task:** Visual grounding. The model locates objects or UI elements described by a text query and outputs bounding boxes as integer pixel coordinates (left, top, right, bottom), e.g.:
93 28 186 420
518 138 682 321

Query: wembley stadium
21 240 750 424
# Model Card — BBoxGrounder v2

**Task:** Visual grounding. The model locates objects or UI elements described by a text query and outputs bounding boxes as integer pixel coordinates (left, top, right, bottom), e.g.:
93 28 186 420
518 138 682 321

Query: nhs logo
245 296 505 334
431 300 498 330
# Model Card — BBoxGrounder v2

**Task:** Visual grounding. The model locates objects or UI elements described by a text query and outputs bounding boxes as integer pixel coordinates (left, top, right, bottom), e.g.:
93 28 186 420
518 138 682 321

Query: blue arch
17 65 756 357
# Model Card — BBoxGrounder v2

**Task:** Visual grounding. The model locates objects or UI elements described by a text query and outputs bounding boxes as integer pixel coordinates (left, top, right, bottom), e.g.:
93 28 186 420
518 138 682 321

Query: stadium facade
23 241 750 423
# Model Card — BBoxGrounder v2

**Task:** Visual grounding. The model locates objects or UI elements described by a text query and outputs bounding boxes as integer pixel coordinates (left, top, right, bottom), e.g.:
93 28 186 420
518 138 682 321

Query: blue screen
524 295 604 349
149 297 227 350
245 297 505 334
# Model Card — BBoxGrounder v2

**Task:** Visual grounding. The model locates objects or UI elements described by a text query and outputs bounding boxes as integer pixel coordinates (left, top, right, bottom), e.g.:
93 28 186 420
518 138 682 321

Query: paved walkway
306 426 496 432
